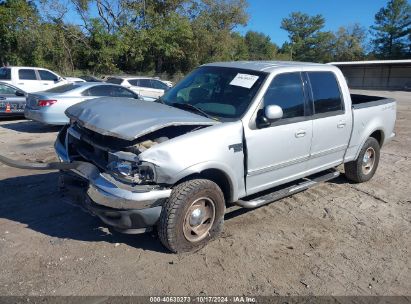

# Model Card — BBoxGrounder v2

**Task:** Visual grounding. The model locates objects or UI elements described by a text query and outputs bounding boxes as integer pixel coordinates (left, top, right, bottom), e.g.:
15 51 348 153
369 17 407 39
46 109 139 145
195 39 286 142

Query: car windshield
45 84 81 93
161 66 267 120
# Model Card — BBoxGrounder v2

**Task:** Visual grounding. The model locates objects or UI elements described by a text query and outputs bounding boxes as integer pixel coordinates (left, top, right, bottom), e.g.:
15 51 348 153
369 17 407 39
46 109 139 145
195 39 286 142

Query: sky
239 0 390 46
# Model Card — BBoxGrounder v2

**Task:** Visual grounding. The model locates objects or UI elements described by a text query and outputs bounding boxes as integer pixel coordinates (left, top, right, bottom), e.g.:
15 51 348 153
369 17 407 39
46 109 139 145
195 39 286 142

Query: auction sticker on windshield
229 73 259 89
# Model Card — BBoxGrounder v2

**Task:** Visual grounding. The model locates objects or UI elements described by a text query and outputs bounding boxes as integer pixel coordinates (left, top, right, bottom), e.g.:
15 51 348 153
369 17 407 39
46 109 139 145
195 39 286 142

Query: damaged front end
52 120 212 233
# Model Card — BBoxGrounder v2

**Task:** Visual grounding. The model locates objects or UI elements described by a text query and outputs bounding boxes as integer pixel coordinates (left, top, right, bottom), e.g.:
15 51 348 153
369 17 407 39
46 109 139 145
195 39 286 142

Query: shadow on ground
0 170 352 253
0 172 167 253
0 120 61 133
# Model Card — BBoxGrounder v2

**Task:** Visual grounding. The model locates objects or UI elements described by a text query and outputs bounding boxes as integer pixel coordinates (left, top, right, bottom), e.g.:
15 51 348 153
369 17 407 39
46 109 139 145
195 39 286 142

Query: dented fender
139 121 247 201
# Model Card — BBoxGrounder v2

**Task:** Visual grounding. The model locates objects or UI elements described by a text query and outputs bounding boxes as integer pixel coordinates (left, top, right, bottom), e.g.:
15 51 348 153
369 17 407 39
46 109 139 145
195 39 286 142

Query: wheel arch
355 129 385 160
172 165 237 204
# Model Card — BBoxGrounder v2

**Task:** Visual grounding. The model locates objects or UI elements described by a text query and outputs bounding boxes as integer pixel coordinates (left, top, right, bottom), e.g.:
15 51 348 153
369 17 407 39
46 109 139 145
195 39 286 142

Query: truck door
16 68 39 93
37 69 62 90
245 72 313 195
305 71 352 171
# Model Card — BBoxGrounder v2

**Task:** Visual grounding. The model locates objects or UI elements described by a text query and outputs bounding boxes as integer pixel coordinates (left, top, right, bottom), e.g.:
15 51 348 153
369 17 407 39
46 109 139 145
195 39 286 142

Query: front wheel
158 179 225 253
344 137 380 183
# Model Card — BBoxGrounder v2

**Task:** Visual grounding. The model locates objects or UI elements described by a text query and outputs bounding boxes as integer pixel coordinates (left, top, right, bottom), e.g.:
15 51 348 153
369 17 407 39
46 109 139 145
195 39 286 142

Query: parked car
25 82 141 125
106 76 170 99
0 61 396 253
65 77 86 83
153 77 173 87
0 82 27 117
80 75 103 82
0 66 68 93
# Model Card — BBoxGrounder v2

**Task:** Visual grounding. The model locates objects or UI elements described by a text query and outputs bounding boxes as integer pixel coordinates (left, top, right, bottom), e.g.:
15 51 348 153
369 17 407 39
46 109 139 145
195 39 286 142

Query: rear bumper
25 108 69 125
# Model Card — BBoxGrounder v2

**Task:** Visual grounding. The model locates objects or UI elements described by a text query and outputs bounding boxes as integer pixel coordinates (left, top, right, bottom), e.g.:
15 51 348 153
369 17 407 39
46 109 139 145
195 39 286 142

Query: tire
344 137 380 183
158 179 225 253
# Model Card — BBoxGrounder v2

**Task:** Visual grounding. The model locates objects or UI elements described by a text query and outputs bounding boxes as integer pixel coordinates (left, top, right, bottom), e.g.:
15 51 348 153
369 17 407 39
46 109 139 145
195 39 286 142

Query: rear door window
18 69 37 80
138 79 153 88
38 70 58 81
308 72 343 115
128 79 140 86
0 68 11 80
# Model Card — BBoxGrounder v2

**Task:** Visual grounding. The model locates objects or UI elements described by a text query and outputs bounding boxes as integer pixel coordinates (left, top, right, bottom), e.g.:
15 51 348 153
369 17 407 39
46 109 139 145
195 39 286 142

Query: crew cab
0 61 396 253
0 66 68 93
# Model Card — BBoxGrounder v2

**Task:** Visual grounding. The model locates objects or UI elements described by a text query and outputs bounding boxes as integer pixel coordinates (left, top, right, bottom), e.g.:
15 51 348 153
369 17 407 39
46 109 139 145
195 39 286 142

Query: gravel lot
0 90 410 296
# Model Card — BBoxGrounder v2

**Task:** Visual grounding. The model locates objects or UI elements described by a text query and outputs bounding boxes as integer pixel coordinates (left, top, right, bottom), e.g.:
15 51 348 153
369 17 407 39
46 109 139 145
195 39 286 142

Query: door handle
295 130 306 138
17 83 24 85
337 121 346 128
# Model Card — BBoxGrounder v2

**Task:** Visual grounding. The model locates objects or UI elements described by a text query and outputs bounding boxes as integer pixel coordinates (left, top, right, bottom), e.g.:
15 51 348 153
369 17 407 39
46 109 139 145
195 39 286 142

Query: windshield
45 83 81 93
161 66 267 120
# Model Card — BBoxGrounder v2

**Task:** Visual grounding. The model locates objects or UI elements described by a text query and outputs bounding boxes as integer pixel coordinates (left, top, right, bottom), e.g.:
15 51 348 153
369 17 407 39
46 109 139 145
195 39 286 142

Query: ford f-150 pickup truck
0 61 396 253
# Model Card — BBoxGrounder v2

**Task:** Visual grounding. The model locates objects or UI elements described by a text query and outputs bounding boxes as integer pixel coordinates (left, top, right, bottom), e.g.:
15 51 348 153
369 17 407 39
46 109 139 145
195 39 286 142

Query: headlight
109 160 156 184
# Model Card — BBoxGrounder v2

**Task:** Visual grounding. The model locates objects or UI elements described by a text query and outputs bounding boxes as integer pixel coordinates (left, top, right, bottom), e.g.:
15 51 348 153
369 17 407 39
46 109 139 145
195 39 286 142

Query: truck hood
65 97 218 141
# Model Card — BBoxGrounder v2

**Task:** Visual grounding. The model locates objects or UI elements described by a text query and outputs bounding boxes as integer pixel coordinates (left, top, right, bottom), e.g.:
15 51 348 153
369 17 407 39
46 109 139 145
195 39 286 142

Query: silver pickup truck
0 61 396 253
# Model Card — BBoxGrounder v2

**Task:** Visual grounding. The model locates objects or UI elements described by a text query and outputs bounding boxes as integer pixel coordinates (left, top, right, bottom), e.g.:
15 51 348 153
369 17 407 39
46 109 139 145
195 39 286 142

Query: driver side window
263 72 305 119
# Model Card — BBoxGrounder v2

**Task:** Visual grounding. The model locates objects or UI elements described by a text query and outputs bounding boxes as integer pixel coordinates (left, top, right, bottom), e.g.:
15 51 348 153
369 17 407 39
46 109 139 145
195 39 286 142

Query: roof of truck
203 61 329 73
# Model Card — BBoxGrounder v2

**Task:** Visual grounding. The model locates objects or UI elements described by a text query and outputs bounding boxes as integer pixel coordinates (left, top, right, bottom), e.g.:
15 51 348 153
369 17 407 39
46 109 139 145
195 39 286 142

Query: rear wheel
344 137 380 183
158 179 225 253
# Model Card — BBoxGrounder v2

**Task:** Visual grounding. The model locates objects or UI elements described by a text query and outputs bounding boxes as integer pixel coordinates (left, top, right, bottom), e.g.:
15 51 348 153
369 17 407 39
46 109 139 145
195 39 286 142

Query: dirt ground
0 90 410 296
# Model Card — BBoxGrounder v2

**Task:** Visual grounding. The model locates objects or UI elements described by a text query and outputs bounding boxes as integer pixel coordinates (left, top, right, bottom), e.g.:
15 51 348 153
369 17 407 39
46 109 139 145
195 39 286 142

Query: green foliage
333 24 367 61
280 12 335 62
371 0 411 59
245 31 278 60
0 0 407 78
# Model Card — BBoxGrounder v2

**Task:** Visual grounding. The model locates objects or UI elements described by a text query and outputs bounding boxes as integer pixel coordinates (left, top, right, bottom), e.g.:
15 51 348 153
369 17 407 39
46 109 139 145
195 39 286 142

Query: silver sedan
25 82 141 125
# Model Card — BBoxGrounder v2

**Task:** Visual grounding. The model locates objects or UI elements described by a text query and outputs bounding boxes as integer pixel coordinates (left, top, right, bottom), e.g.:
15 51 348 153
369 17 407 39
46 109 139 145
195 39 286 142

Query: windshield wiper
170 103 217 120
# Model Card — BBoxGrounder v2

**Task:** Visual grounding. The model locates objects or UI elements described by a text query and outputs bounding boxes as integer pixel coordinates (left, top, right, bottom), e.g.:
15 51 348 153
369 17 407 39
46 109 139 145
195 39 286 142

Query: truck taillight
38 100 57 107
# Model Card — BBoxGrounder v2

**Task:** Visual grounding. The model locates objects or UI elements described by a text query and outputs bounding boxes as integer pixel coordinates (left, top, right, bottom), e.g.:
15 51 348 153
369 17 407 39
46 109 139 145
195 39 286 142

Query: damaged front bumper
0 138 172 234
55 137 171 233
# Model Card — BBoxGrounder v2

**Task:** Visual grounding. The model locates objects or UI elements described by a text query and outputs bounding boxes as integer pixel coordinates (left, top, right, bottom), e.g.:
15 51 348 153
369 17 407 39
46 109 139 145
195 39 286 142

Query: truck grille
67 123 111 170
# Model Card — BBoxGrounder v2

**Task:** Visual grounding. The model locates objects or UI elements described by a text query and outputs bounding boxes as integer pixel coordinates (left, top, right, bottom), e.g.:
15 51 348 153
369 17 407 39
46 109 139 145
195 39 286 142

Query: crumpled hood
65 97 218 141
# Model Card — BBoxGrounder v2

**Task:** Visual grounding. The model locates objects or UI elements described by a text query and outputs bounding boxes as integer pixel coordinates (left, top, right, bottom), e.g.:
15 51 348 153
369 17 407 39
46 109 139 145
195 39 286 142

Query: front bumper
55 137 171 232
59 171 163 233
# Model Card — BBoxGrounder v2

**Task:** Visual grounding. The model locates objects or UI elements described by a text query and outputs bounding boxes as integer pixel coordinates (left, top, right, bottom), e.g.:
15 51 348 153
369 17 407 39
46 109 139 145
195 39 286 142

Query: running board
234 170 340 209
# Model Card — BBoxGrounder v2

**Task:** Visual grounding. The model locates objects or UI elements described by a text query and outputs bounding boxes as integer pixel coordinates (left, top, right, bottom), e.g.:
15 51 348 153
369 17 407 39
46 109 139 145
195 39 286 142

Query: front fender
171 161 240 202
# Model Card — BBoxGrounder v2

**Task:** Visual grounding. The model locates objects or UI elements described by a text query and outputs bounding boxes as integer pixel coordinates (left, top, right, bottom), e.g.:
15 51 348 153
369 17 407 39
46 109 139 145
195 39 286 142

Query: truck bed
344 94 396 163
350 94 395 109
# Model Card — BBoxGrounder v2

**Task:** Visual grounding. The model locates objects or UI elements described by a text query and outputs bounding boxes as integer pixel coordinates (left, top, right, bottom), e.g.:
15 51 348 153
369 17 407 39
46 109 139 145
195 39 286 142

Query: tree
244 31 277 60
280 12 334 62
371 0 411 59
333 24 367 61
0 0 41 66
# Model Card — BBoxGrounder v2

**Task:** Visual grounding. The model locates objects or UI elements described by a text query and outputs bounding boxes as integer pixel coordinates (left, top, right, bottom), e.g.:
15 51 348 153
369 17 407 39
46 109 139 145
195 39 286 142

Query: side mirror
256 105 283 129
265 105 283 121
15 90 25 97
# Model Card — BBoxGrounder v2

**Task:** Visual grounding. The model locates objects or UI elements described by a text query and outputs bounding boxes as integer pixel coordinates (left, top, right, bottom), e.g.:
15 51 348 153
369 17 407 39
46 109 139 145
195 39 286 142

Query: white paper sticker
229 73 259 89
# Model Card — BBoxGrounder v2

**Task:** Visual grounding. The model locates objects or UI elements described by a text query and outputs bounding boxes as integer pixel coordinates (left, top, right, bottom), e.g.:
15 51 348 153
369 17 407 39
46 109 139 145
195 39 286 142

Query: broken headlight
109 160 156 184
